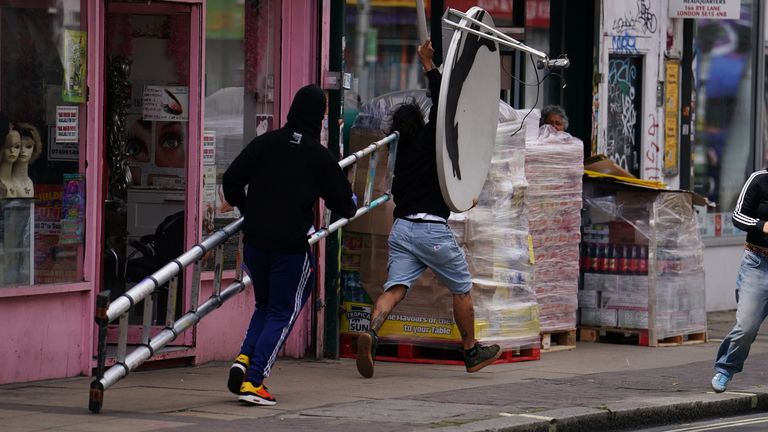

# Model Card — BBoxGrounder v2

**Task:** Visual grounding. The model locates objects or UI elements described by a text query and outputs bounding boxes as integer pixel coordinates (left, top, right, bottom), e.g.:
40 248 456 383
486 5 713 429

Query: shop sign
142 85 189 122
669 0 740 20
664 60 680 176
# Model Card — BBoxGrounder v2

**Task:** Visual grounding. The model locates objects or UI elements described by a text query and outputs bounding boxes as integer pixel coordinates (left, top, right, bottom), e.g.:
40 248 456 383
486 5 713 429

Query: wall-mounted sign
664 60 681 176
669 0 740 20
142 85 189 121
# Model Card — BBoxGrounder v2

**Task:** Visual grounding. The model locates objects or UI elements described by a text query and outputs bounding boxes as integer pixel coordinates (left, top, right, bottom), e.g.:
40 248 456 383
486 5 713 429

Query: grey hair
540 105 569 130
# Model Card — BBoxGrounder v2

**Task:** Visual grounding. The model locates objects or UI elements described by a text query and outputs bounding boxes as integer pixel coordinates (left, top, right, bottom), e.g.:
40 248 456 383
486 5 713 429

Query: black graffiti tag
611 0 658 35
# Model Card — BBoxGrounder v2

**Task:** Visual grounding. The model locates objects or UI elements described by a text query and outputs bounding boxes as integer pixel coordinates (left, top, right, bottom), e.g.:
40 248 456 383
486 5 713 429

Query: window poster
125 115 186 189
60 173 85 245
142 86 189 122
55 106 79 143
62 29 87 103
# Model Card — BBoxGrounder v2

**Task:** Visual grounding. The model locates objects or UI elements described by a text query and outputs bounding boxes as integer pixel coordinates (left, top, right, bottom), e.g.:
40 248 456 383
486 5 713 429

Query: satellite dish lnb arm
442 8 568 70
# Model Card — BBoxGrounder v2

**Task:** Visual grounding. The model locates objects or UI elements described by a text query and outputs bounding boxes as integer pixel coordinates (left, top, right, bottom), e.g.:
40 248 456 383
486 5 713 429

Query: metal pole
416 0 428 44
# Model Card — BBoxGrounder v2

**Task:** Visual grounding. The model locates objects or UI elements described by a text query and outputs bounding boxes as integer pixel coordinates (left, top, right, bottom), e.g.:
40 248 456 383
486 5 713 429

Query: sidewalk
3 311 768 432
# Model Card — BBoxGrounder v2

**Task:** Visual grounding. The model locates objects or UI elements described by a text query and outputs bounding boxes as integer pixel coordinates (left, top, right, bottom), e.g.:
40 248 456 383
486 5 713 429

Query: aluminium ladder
89 132 398 413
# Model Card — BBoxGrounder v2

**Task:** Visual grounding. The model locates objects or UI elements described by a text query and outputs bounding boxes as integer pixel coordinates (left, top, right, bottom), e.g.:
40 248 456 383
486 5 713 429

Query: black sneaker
356 330 378 378
464 343 502 373
227 354 249 394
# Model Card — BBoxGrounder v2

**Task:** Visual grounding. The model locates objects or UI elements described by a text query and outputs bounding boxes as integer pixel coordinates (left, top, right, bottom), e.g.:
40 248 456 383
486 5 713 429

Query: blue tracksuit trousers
239 244 314 385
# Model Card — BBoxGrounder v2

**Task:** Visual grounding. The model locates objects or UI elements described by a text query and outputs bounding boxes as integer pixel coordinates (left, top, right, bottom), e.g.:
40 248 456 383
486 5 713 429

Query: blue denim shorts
383 218 472 294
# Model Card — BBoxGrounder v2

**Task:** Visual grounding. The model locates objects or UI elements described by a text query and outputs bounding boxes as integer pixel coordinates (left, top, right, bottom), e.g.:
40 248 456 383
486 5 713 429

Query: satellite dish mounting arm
442 8 569 70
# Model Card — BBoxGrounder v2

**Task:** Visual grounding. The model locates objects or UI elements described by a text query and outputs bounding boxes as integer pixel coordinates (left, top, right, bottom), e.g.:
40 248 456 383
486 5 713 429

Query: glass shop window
0 0 87 287
201 0 280 270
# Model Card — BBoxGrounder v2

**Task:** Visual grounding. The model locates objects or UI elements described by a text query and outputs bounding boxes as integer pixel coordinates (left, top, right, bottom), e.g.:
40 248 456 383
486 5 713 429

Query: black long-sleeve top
391 68 451 221
733 170 768 247
222 85 356 253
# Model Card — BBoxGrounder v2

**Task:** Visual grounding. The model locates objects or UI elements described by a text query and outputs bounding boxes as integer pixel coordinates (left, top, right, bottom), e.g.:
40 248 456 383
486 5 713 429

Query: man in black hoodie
223 84 356 406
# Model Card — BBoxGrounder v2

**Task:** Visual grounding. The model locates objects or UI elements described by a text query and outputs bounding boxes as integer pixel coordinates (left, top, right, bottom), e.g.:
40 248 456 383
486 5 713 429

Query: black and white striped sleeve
733 171 766 234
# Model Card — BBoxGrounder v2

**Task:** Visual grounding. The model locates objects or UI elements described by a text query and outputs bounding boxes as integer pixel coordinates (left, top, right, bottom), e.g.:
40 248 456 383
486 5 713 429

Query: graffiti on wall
607 55 643 176
611 0 658 34
645 113 661 180
612 31 638 54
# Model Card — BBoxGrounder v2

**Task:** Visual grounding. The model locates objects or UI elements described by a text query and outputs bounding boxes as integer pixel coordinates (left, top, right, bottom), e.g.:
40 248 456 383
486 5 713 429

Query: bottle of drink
638 245 648 274
590 243 600 273
628 245 638 274
606 244 617 274
597 244 607 273
618 244 628 274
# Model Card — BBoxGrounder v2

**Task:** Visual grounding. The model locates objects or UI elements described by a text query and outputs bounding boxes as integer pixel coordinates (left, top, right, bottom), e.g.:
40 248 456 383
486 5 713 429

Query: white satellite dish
436 7 500 212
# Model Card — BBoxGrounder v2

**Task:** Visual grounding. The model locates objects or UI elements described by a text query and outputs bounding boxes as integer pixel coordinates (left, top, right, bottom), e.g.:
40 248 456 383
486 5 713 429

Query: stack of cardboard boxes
525 124 583 333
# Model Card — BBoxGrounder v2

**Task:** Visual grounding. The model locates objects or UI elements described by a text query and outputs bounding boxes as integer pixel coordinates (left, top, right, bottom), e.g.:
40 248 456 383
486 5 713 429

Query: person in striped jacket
712 169 768 392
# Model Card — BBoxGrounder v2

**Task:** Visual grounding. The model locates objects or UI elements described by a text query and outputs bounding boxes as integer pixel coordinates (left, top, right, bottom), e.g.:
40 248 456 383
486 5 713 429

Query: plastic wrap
525 123 584 332
340 97 540 351
579 185 707 342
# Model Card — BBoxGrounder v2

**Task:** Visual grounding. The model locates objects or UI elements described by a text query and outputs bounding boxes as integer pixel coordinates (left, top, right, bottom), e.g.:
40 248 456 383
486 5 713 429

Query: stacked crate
578 184 707 346
525 124 583 335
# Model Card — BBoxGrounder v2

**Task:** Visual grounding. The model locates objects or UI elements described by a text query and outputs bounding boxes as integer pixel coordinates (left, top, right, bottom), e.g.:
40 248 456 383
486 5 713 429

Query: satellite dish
436 7 500 212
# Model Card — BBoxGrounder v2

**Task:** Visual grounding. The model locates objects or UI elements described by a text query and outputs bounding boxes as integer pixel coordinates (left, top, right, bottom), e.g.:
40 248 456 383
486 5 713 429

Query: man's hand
417 40 435 72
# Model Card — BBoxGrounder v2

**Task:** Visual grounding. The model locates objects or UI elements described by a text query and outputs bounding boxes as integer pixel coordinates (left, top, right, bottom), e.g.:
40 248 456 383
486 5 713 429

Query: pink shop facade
0 0 333 384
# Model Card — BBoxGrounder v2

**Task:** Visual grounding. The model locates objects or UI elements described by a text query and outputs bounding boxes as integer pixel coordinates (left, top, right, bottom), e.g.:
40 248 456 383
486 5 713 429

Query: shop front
1 0 323 385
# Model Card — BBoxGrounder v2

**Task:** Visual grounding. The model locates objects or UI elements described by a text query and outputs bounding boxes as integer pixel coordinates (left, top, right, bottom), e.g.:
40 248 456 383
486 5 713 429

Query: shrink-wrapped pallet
525 122 584 332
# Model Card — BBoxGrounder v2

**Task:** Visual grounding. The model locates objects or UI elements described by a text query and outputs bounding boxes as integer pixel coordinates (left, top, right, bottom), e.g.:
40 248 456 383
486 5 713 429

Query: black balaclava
285 84 326 139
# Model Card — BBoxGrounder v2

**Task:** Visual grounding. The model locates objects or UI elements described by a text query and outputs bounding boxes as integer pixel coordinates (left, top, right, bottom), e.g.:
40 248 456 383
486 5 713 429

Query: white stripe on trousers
263 253 311 378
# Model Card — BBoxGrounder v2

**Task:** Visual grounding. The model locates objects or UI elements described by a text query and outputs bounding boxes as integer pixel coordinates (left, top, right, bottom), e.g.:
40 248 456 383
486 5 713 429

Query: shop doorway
101 0 201 349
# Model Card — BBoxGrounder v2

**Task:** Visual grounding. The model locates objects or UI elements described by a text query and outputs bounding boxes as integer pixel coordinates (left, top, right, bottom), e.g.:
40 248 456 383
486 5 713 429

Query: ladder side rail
94 275 251 396
106 218 244 322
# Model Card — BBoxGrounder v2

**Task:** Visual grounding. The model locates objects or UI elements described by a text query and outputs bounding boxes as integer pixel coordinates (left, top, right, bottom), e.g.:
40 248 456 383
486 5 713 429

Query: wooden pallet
541 329 577 352
578 327 708 347
340 333 540 365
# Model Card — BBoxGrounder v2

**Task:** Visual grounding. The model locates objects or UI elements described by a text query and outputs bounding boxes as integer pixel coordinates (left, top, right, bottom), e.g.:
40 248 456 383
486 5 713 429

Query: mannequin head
1 129 21 164
14 123 42 163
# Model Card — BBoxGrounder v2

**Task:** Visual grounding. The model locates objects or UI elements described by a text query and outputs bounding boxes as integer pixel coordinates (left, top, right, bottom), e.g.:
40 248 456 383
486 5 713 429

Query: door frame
98 0 203 348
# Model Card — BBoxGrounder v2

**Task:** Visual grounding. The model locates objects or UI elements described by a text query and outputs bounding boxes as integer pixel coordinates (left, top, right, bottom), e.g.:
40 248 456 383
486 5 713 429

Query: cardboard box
582 273 619 291
608 220 650 245
580 308 618 327
617 309 648 328
578 290 599 308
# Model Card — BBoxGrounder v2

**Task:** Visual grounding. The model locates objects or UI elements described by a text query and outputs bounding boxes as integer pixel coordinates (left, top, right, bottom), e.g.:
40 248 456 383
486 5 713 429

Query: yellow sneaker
238 381 276 406
227 354 250 395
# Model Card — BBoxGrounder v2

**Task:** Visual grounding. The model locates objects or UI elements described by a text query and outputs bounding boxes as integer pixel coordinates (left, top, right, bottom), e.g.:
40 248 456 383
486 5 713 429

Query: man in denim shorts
355 40 501 378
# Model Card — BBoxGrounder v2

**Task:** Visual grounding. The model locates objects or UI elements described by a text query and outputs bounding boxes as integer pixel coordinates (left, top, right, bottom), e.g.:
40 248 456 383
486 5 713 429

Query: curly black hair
389 101 424 143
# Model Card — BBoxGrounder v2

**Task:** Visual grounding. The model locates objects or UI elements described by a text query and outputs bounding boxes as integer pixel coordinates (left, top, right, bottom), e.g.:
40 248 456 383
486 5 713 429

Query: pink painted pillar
279 0 321 358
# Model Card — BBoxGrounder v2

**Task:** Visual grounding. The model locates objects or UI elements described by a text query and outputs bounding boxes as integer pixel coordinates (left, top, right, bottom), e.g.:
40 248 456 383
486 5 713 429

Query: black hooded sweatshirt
391 69 451 221
222 84 357 253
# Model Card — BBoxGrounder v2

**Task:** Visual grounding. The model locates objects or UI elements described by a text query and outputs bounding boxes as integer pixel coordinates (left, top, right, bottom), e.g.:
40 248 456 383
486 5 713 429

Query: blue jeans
714 249 768 377
384 218 472 294
239 244 315 385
